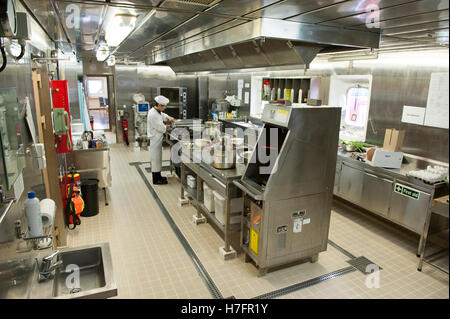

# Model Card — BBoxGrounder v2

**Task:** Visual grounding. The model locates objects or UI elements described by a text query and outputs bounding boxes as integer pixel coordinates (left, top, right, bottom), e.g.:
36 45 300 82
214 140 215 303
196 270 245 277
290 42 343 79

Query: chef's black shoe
152 172 168 185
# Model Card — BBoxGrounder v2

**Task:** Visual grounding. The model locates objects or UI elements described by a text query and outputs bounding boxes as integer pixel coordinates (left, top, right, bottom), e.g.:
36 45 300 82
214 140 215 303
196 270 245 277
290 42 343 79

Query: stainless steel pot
212 150 236 169
212 135 236 169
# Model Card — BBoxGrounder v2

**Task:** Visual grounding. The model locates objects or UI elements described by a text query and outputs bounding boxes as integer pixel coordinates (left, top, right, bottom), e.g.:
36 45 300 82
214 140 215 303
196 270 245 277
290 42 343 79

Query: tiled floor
67 144 449 299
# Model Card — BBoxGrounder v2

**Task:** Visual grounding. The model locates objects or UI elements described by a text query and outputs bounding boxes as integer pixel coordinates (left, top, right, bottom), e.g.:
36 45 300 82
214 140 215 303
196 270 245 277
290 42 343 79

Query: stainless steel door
266 194 327 261
337 162 364 205
360 172 393 217
389 188 432 233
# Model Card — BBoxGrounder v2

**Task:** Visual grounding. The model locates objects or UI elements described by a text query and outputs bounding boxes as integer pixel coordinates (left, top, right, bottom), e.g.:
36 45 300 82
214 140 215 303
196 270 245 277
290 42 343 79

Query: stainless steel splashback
0 1 54 258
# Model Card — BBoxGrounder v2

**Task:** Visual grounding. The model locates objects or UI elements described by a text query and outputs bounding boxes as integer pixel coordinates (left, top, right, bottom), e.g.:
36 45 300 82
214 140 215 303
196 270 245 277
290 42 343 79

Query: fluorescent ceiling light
106 55 116 66
96 44 110 62
105 14 136 47
328 52 379 62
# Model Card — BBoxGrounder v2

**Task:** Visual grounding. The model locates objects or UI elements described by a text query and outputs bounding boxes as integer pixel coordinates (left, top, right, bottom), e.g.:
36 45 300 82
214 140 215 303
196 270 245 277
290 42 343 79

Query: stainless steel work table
178 148 246 260
418 195 449 274
337 151 447 190
334 151 449 256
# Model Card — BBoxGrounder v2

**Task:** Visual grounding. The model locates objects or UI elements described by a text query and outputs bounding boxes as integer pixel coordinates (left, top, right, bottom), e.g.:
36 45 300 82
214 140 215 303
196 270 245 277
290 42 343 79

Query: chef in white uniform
147 95 176 184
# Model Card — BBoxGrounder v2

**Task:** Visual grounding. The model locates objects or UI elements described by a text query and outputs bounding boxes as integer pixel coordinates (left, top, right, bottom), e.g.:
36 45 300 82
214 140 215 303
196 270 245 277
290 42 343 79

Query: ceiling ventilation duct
146 18 380 72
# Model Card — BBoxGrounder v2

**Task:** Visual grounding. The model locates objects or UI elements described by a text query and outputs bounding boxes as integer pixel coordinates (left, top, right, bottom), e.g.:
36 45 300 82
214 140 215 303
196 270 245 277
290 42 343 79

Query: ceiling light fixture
328 52 379 62
96 43 110 62
105 14 137 47
106 55 116 66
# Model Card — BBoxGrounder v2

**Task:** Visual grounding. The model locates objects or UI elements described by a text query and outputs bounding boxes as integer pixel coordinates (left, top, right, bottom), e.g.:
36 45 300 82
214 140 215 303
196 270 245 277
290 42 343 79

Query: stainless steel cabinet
360 171 393 217
389 188 431 233
337 162 364 205
334 156 440 236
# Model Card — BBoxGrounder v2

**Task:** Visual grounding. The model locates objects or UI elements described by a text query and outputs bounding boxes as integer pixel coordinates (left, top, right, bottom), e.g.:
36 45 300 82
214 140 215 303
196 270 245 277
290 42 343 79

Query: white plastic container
203 183 214 212
25 191 43 237
213 191 243 225
213 191 226 225
187 175 196 189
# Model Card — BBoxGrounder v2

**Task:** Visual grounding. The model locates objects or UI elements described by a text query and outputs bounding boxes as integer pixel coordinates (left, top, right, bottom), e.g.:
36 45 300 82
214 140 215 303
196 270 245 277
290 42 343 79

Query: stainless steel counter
337 151 447 191
68 147 112 189
0 242 117 299
334 151 449 251
199 161 246 184
177 145 245 259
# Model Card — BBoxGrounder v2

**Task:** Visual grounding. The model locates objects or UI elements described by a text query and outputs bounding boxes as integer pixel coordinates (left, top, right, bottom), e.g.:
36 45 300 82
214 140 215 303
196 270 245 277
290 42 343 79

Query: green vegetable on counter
339 139 372 153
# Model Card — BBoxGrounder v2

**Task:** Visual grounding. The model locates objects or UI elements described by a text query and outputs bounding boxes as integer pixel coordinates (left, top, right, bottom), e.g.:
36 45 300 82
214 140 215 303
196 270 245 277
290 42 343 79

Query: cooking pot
212 135 236 169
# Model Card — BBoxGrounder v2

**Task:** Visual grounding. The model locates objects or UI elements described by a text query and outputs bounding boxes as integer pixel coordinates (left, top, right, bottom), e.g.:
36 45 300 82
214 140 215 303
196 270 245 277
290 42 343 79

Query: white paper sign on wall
401 106 426 125
424 72 449 129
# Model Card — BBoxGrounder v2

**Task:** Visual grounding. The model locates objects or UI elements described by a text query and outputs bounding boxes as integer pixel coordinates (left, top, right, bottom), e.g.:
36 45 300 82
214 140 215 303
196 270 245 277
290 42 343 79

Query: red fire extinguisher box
51 80 73 154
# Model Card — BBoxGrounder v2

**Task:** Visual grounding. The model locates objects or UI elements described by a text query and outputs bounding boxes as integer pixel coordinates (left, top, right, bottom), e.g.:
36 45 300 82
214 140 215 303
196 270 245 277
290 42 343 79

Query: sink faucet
36 250 63 282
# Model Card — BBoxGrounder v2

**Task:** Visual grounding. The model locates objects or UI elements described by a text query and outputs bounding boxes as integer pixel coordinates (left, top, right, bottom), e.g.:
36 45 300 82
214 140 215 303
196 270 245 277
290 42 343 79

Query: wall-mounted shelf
262 77 312 104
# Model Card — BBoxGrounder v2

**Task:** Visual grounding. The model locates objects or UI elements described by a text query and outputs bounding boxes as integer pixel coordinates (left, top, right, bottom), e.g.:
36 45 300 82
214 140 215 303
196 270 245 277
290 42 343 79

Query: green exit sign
394 183 420 200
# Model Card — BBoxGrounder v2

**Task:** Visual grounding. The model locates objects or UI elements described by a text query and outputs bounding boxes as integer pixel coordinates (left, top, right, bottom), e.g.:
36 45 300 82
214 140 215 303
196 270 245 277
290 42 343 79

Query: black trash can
81 179 99 217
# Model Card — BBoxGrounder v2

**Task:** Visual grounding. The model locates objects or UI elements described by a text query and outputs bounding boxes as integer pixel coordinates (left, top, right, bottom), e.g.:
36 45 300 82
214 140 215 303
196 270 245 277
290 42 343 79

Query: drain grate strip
347 256 382 275
252 266 357 299
328 239 357 259
132 162 223 299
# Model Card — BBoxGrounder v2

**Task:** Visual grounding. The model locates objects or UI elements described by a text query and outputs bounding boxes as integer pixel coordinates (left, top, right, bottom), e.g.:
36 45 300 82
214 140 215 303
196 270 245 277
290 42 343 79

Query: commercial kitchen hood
145 18 381 72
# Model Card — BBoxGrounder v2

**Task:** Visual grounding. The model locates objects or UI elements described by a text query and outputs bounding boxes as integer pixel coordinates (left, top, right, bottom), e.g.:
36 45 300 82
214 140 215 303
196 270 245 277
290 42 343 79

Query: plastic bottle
25 191 43 237
270 88 275 101
290 88 295 103
277 88 281 100
298 89 303 103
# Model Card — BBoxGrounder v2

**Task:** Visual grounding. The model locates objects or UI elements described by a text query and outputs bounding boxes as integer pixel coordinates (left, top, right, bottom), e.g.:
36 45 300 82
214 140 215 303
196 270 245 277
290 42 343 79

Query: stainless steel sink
1 242 117 299
52 246 108 298
0 255 37 299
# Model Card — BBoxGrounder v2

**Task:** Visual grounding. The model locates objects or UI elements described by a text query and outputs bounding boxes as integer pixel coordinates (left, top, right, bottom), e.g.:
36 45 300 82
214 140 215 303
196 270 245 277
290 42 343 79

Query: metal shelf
194 200 241 233
182 185 197 200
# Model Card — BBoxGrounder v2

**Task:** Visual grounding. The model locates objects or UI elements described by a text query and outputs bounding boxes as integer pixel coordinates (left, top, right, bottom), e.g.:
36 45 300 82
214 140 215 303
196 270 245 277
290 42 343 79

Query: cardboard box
383 128 405 152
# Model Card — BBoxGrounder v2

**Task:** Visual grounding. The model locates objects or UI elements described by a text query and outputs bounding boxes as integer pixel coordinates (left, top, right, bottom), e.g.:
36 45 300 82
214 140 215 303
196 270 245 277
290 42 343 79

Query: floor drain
347 256 382 275
70 288 82 294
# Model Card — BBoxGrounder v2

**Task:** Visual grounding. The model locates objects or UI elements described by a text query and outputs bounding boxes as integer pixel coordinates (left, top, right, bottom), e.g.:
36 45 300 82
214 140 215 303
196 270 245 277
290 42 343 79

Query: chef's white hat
155 95 170 106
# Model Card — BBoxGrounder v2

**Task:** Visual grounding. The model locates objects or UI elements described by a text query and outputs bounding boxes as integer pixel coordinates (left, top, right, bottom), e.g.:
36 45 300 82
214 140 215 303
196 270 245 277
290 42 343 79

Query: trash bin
81 179 99 217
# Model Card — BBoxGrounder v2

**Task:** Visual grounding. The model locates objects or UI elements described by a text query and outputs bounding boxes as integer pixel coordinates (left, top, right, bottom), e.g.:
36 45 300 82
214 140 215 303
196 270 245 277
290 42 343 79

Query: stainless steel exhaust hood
146 18 380 72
